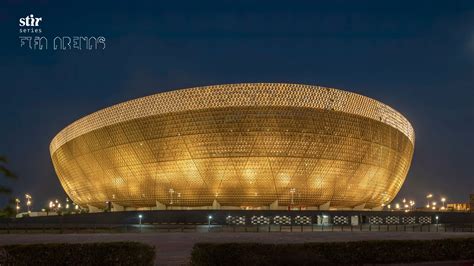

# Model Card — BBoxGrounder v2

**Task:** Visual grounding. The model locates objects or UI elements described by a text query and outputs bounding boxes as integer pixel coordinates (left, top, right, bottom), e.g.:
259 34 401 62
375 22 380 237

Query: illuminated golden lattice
50 83 414 209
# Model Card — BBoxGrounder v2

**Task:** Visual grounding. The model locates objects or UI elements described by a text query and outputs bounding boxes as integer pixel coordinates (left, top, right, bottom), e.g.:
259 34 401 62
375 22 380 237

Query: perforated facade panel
50 83 415 209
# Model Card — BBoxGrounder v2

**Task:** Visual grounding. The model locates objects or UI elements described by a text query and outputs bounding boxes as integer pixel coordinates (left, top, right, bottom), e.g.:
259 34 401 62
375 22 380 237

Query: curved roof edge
50 83 415 154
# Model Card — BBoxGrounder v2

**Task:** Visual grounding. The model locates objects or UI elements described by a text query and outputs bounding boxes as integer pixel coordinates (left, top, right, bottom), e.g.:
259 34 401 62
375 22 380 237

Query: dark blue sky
1 0 473 209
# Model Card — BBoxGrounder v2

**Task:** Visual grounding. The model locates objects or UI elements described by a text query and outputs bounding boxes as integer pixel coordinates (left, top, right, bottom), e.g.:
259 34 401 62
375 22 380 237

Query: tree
0 156 17 217
0 156 17 194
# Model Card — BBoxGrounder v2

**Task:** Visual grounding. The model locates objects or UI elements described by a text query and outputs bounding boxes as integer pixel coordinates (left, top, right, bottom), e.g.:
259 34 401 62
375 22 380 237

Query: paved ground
1 232 473 265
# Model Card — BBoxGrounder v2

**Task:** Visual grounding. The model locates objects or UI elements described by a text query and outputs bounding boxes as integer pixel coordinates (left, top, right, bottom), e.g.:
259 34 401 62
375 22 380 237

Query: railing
0 223 473 234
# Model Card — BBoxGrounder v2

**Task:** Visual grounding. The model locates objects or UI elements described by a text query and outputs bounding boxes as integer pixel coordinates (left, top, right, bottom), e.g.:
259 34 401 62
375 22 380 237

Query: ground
1 232 473 265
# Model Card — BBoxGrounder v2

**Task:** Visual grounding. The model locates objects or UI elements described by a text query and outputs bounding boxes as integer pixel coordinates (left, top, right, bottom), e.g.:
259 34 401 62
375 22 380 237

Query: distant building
447 203 470 212
15 211 52 218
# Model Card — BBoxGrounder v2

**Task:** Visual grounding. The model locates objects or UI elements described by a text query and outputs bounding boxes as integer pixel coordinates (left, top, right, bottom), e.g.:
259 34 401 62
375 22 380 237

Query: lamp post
169 188 175 205
25 194 32 213
426 194 433 206
290 188 296 205
208 215 212 232
138 214 143 232
441 198 446 209
15 198 20 215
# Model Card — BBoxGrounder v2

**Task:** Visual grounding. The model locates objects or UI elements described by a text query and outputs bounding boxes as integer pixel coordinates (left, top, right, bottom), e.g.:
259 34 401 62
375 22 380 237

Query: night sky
0 1 473 209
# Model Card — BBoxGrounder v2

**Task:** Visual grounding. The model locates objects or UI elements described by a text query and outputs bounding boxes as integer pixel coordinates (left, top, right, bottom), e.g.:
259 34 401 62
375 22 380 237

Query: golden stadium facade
50 83 414 210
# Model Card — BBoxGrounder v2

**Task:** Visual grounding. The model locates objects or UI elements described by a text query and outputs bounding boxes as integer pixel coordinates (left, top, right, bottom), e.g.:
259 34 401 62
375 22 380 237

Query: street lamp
208 215 213 231
395 203 400 210
25 194 32 213
441 198 446 208
426 194 433 206
15 198 20 215
290 188 296 205
138 214 143 232
169 188 175 205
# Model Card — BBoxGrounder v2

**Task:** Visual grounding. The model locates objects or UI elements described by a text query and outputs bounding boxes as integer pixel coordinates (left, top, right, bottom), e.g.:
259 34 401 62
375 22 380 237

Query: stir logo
19 14 42 27
18 14 106 51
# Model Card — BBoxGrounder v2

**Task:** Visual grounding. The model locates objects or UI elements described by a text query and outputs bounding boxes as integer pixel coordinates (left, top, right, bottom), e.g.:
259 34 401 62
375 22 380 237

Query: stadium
50 83 414 211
